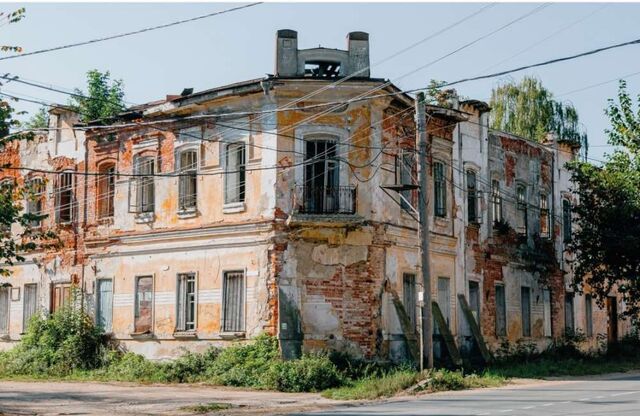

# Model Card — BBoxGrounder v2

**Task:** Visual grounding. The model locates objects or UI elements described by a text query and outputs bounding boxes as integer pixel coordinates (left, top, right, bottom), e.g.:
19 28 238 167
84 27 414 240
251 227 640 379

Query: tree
0 9 58 276
490 76 588 152
568 80 640 321
24 106 49 129
69 69 125 123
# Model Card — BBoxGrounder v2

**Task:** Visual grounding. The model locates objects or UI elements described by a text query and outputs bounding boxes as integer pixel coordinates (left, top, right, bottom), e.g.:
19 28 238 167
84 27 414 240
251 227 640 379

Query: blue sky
2 2 640 161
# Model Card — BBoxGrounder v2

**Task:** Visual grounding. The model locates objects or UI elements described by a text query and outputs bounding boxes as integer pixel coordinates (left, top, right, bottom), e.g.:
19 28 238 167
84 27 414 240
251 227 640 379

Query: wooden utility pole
415 92 433 369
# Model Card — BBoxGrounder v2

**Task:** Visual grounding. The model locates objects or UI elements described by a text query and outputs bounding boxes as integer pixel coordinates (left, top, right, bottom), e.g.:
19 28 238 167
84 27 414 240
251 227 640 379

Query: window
540 193 550 239
565 293 575 335
585 294 593 337
25 178 45 227
51 282 71 313
176 273 196 332
177 149 198 212
516 184 527 235
55 171 74 224
302 139 341 214
0 179 14 234
491 180 502 223
133 157 155 213
97 164 115 218
466 170 478 223
521 287 531 337
23 284 37 332
543 289 552 337
96 279 113 332
134 276 153 333
437 277 451 328
402 273 417 330
222 271 245 332
304 60 341 78
433 162 446 217
562 199 572 242
224 143 246 205
398 150 415 212
495 284 507 337
0 286 9 335
469 281 480 323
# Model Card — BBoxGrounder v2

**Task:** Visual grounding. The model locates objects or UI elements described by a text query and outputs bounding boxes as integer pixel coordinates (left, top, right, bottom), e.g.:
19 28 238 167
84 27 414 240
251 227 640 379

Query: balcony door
304 139 339 213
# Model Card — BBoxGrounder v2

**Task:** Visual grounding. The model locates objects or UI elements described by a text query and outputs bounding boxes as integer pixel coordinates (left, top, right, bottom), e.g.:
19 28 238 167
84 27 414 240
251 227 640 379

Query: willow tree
490 76 588 153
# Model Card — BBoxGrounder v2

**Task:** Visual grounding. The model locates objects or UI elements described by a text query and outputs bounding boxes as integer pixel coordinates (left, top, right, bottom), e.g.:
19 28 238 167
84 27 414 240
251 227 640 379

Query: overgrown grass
180 402 232 414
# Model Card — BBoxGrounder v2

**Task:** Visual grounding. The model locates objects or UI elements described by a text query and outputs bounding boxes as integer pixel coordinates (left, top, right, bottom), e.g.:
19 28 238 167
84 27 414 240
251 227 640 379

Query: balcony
295 185 356 215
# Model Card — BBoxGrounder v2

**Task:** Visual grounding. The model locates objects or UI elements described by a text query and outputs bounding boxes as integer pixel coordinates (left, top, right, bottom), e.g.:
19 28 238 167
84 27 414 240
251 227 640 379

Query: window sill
130 331 153 339
177 209 198 219
134 212 155 224
223 202 246 214
97 216 114 225
173 331 198 339
219 331 245 340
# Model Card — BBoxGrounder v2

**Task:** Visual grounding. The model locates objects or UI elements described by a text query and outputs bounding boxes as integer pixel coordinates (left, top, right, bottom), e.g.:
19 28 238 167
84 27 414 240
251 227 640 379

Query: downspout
80 131 90 310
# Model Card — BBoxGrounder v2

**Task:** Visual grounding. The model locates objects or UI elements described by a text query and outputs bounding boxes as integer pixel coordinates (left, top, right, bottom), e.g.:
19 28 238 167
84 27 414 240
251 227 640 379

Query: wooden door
607 296 618 343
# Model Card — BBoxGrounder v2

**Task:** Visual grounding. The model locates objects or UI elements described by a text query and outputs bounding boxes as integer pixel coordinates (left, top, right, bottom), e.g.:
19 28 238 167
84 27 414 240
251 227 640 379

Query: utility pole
416 92 433 370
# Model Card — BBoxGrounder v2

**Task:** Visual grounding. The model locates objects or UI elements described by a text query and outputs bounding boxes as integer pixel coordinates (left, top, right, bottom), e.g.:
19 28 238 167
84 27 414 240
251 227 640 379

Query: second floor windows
433 161 446 217
130 157 155 214
55 171 74 224
563 199 572 243
466 170 478 223
491 180 503 223
516 184 527 235
224 143 246 205
25 178 44 227
177 149 198 213
97 164 115 219
540 193 550 239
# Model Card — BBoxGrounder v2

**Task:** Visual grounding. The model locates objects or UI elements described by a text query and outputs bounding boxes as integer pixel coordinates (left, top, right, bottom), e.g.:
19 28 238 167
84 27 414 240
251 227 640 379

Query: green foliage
490 76 588 150
24 107 49 129
70 69 126 123
269 354 344 392
568 80 640 322
180 403 232 414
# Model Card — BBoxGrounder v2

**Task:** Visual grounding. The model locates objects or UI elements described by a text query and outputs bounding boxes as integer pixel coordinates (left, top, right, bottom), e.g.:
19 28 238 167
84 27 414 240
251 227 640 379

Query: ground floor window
51 282 71 313
495 284 506 337
134 276 153 334
0 287 9 334
96 279 113 332
565 293 575 335
521 287 532 337
402 273 417 330
23 284 37 332
585 294 593 337
543 289 552 337
176 273 196 332
222 271 245 332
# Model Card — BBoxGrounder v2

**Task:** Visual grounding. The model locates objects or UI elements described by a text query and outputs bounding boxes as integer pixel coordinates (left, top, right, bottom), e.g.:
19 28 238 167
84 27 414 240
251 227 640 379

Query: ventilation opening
304 60 341 78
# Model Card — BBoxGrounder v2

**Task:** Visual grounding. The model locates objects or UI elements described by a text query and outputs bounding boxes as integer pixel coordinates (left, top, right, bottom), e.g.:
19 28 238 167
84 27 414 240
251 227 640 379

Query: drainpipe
80 132 89 310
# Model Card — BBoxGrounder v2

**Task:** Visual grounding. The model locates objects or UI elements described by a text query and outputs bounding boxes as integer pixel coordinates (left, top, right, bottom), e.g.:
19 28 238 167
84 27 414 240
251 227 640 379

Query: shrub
163 347 220 383
269 354 343 392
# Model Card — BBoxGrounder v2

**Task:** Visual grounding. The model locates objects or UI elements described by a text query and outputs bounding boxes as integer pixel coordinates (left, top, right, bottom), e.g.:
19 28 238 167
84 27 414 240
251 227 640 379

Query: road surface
305 373 640 416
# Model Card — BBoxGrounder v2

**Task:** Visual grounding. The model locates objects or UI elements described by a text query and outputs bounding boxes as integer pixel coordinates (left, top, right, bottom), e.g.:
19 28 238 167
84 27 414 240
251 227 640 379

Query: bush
269 354 343 392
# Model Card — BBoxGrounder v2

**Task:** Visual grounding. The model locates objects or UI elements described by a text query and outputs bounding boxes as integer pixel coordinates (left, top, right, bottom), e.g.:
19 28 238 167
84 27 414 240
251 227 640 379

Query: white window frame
221 269 246 334
175 272 198 333
175 145 199 215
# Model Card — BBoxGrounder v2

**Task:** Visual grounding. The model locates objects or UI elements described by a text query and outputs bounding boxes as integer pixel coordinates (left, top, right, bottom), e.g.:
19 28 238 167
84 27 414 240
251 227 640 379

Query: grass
322 369 506 400
180 402 232 414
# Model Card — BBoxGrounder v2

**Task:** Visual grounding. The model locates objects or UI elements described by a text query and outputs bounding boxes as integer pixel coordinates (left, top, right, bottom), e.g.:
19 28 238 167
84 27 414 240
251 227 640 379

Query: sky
1 2 640 162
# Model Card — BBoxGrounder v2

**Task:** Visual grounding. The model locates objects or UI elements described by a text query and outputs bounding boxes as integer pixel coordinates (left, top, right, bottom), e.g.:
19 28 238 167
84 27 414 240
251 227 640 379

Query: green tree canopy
568 80 640 322
24 106 49 129
489 76 588 151
69 69 126 123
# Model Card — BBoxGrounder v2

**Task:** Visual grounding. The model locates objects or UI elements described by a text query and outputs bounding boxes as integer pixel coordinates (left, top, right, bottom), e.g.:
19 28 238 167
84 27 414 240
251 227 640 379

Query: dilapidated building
0 30 631 362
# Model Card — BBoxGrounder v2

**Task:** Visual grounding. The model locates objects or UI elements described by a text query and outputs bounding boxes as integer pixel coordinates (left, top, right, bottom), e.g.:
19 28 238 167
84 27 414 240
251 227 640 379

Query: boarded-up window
176 273 196 332
516 184 527 235
585 294 593 337
495 284 506 337
0 287 9 334
177 150 198 212
134 276 153 333
97 164 116 218
402 273 417 330
565 292 575 335
55 171 74 224
437 277 450 328
521 287 531 337
222 271 245 332
23 284 37 332
469 281 480 323
543 289 552 337
224 144 246 204
96 279 113 332
51 283 71 313
433 162 446 217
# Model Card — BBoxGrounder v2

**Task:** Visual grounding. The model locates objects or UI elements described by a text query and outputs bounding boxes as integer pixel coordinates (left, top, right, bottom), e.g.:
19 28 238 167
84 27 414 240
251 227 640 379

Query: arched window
516 184 528 235
97 163 116 219
177 149 198 212
55 171 74 224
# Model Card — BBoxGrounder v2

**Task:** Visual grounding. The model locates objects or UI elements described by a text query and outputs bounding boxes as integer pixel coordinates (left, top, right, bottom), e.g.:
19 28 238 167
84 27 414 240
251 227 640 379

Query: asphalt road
306 373 640 416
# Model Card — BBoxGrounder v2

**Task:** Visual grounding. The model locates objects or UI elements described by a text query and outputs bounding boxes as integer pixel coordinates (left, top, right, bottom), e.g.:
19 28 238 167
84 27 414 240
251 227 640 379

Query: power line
0 3 263 61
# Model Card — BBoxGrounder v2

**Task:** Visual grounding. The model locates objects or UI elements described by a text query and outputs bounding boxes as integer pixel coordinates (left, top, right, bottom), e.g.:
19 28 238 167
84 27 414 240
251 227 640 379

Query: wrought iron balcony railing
295 185 356 215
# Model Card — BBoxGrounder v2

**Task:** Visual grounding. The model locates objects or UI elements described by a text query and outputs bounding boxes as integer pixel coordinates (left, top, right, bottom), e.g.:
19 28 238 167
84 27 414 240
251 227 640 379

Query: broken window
176 273 196 332
134 276 153 334
224 143 246 205
96 279 113 332
402 273 417 330
491 180 503 224
495 284 507 337
55 171 74 224
433 162 446 217
130 157 155 213
0 286 9 335
565 292 575 335
25 178 45 227
222 271 245 332
304 60 341 78
97 164 116 219
521 286 531 337
585 294 593 337
540 193 550 239
23 284 37 332
177 149 198 212
562 199 572 242
302 139 344 214
51 282 71 313
543 288 552 337
398 150 415 212
466 170 478 223
516 184 527 235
